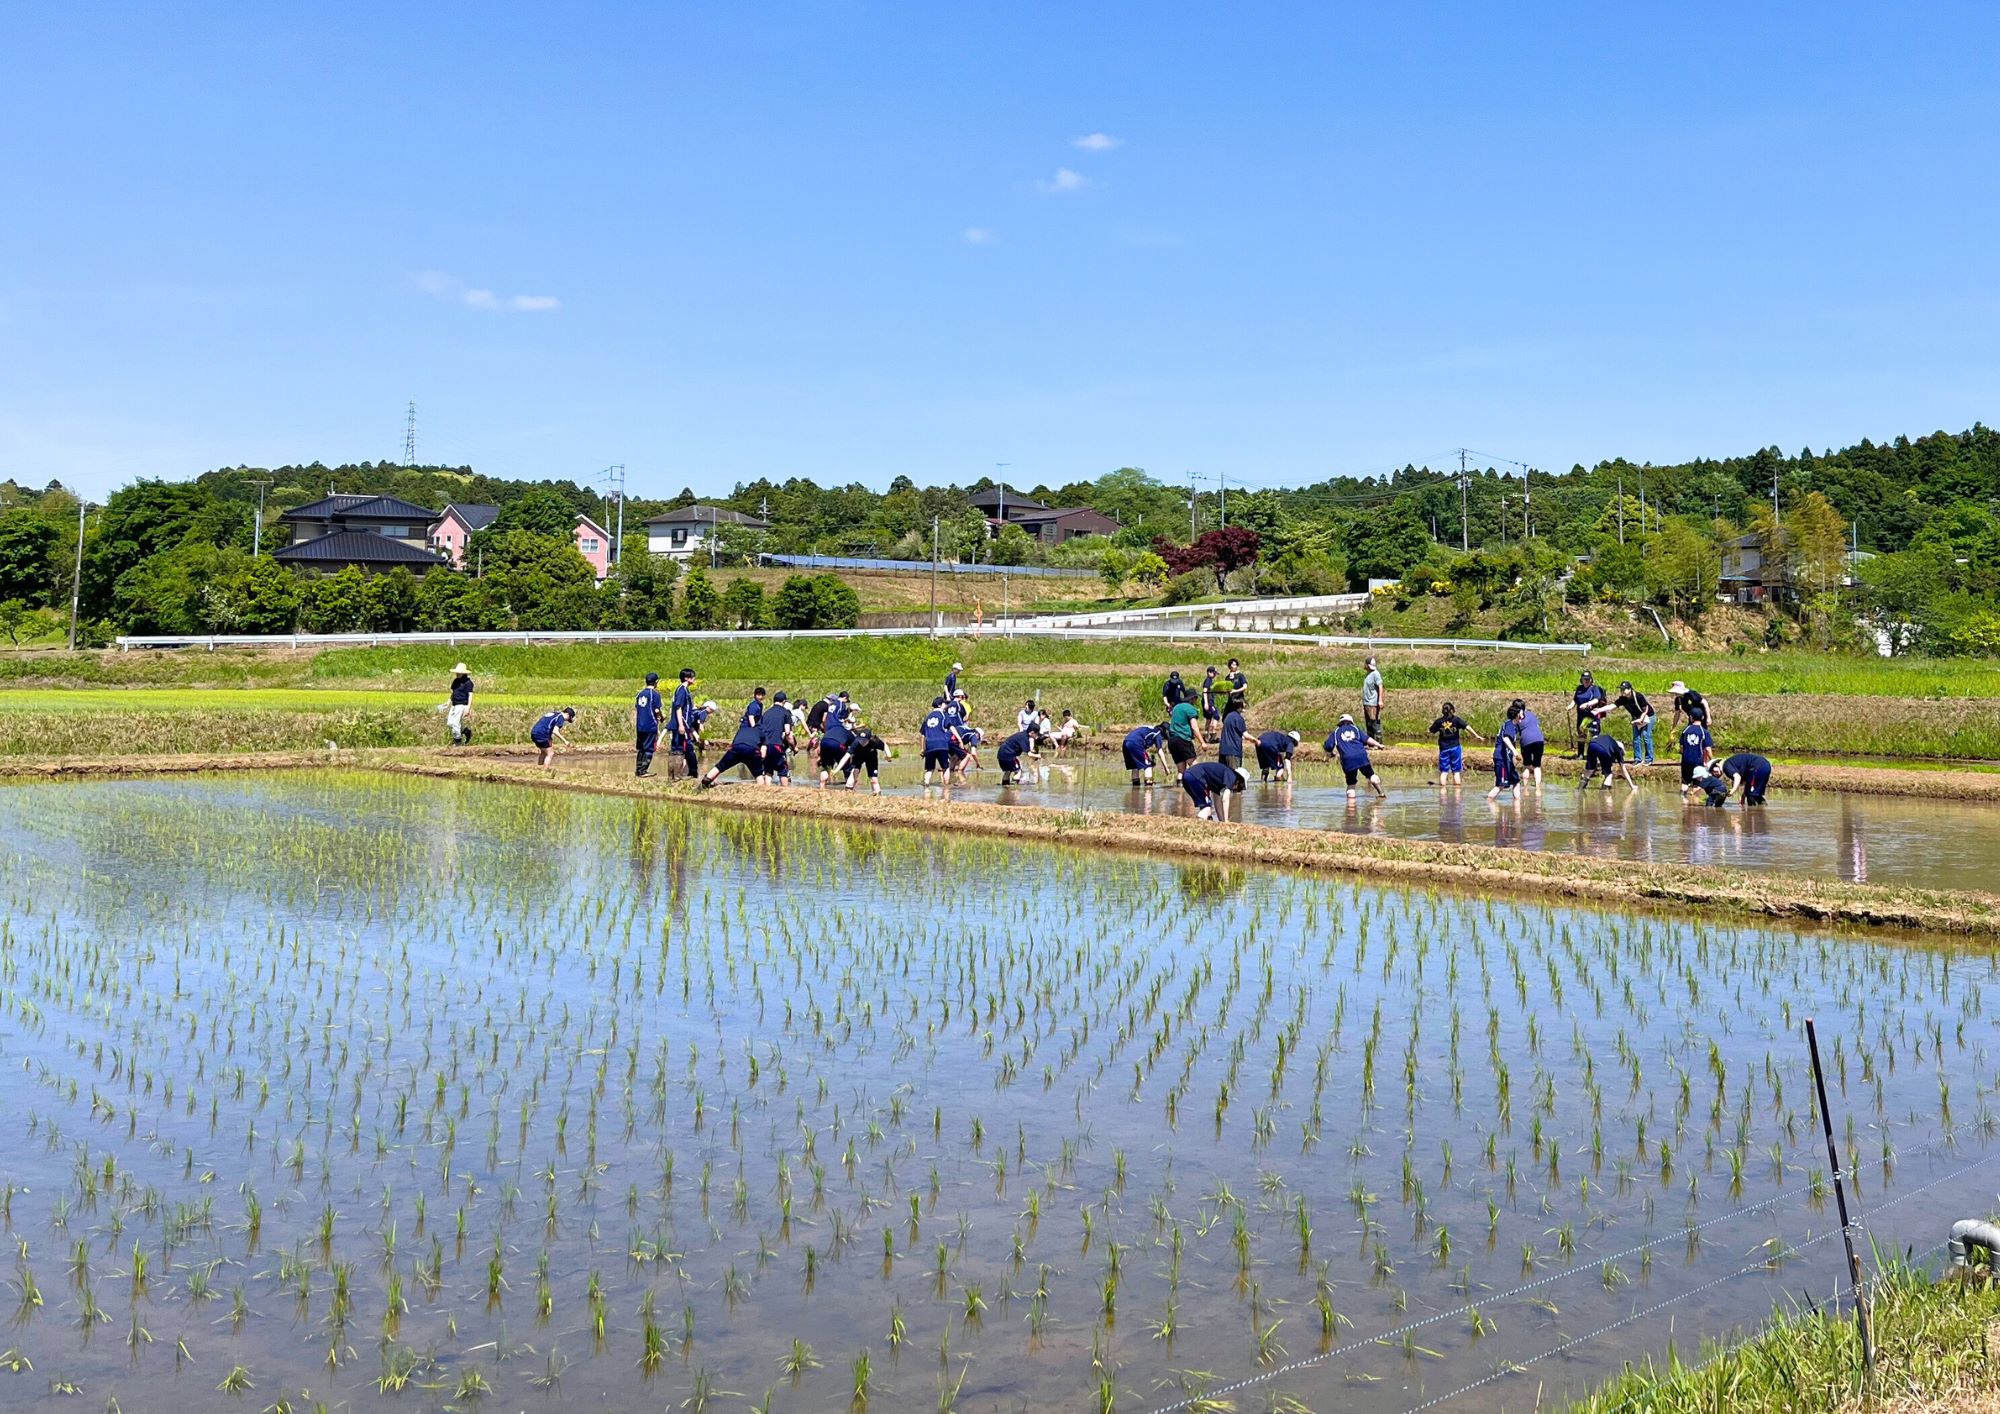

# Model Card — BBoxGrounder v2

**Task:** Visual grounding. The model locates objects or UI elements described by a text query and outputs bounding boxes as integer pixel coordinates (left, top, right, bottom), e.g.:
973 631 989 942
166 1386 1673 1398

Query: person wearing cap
1180 760 1247 821
1325 713 1385 799
1582 729 1636 789
1122 722 1166 787
1162 669 1189 711
1361 656 1385 738
1487 704 1523 800
1254 728 1301 783
530 706 576 766
1427 700 1485 787
669 668 701 778
1669 681 1712 734
1612 681 1655 765
1571 670 1606 757
633 672 664 777
760 690 795 784
1216 691 1249 771
1689 752 1772 806
699 687 767 787
446 663 475 745
944 661 964 700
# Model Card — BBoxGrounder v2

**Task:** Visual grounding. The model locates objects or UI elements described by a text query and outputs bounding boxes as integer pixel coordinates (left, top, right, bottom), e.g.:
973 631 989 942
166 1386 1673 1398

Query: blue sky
2 3 1995 501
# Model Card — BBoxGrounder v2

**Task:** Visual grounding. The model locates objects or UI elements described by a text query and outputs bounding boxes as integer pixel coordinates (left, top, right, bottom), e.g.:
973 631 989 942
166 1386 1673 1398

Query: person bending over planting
1688 752 1771 807
995 724 1042 784
1181 761 1247 821
1122 723 1167 788
699 688 768 788
834 723 886 794
1583 730 1636 789
1254 729 1301 782
529 706 576 766
1487 706 1523 801
1325 714 1386 800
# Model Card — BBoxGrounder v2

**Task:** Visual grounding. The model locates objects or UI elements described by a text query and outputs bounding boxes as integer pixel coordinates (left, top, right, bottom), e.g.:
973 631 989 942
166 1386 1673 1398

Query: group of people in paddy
498 655 1774 826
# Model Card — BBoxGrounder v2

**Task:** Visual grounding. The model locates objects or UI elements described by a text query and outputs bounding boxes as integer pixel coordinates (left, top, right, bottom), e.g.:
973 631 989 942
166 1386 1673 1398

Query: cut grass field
8 638 2000 763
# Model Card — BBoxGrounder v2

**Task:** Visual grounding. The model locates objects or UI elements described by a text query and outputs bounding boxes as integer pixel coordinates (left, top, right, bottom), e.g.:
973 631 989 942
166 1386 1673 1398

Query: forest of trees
1 422 1996 652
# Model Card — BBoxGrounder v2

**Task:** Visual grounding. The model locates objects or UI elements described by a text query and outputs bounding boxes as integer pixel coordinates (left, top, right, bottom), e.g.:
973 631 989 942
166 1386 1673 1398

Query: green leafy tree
990 523 1036 567
364 566 419 632
81 480 217 616
721 578 768 629
772 572 861 629
297 565 371 632
1097 548 1132 597
681 566 721 630
415 571 509 631
1129 550 1169 588
476 531 595 626
0 513 58 605
1339 505 1431 584
0 599 29 645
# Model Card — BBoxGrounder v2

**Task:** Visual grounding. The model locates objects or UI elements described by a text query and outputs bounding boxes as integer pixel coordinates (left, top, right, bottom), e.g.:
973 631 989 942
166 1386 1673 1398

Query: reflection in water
1839 800 1869 883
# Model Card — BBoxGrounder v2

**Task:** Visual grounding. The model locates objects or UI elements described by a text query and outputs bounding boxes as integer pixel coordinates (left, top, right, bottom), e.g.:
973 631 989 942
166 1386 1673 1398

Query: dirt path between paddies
384 755 2000 941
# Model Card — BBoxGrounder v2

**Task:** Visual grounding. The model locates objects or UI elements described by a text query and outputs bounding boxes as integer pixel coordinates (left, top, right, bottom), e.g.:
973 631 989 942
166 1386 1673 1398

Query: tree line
0 422 1995 650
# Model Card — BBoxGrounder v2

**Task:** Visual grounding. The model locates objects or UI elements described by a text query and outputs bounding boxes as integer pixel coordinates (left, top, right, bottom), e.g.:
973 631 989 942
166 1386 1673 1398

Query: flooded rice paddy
597 754 2000 893
0 771 1994 1413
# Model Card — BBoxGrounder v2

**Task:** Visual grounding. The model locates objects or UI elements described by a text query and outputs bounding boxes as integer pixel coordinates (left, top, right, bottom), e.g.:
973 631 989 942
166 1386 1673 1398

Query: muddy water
601 754 2000 892
0 773 1992 1414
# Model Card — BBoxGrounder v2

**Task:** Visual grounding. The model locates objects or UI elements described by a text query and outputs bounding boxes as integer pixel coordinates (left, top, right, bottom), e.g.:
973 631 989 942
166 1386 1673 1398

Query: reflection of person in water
1837 800 1868 883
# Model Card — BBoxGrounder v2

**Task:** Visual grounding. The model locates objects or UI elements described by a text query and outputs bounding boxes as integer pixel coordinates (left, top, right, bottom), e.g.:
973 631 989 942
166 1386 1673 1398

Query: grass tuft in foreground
1566 1259 2000 1414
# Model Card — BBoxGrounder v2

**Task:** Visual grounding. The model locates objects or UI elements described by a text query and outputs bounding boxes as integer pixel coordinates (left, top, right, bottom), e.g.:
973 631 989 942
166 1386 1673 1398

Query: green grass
1565 1260 2000 1414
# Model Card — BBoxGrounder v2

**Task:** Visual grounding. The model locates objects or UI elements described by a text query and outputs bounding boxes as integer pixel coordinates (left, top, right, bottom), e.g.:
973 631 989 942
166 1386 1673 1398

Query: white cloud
415 270 560 313
1071 133 1123 152
962 228 994 244
1039 167 1089 194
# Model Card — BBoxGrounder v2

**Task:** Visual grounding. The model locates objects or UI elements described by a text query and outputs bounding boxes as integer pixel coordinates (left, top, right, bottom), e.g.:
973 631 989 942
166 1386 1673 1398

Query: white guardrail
1007 591 1371 628
115 627 1591 653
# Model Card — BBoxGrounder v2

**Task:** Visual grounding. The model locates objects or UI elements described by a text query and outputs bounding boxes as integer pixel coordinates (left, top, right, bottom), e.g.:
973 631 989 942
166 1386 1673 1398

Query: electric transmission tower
403 402 418 469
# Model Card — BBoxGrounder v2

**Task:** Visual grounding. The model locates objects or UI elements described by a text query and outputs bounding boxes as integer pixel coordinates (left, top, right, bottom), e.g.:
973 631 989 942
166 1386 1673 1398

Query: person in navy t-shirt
1122 724 1166 787
920 697 962 787
996 726 1041 783
698 688 768 788
1216 692 1248 769
1180 761 1247 821
1487 706 1523 800
816 697 854 787
1675 720 1713 787
633 672 663 778
1325 715 1385 799
759 691 795 784
1583 732 1634 790
1254 729 1300 782
669 668 700 778
530 706 576 767
1693 752 1772 806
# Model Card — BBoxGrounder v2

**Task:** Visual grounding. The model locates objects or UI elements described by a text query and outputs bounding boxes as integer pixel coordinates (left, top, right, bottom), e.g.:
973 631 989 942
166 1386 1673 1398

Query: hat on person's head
645 672 659 684
453 662 469 675
1618 681 1632 691
1669 680 1687 695
1289 730 1301 743
1691 764 1709 779
773 690 787 702
1339 713 1354 723
701 700 717 712
952 661 963 671
953 690 966 700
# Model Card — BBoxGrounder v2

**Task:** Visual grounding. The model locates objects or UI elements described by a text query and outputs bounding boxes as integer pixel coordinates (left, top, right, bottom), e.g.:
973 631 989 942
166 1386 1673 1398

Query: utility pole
248 478 273 558
1617 472 1626 545
929 516 940 637
1219 469 1226 529
1499 488 1509 545
994 464 1011 564
67 500 87 651
1522 467 1532 541
1458 449 1470 552
1188 469 1197 541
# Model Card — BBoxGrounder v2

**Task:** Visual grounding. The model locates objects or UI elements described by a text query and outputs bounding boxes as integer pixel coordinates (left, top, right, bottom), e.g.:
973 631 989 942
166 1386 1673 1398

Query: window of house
377 525 410 538
580 537 599 552
671 528 688 546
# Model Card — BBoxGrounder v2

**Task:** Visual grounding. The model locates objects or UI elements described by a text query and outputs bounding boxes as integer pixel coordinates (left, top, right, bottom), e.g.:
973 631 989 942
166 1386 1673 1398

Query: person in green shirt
1165 698 1205 777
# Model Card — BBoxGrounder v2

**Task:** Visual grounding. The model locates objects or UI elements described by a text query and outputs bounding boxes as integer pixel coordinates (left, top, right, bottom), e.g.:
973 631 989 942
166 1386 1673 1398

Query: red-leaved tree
1152 528 1262 591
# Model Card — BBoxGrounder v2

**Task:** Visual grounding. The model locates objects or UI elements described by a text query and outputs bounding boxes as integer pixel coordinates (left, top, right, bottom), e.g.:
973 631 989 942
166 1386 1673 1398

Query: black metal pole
1806 1017 1874 1378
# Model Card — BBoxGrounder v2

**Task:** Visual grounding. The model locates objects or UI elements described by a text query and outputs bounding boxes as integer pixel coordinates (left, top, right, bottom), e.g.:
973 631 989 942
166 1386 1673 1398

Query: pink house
573 514 613 580
429 503 499 569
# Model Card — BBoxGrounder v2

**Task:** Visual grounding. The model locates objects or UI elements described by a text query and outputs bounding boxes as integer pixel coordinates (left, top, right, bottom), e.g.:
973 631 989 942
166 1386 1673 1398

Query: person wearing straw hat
1669 680 1712 734
446 663 475 745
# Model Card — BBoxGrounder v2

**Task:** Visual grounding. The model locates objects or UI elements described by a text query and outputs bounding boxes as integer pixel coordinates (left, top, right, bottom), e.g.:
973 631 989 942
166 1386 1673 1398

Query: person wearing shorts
1123 724 1165 787
1583 732 1635 789
633 671 663 778
996 726 1040 784
1254 729 1300 782
835 726 885 794
529 706 576 766
1166 698 1203 774
919 697 961 786
1676 720 1713 787
1180 761 1247 821
1487 708 1523 799
1511 700 1546 786
1216 692 1247 771
1692 751 1771 806
1325 714 1385 799
1427 701 1482 787
816 695 854 788
699 689 768 787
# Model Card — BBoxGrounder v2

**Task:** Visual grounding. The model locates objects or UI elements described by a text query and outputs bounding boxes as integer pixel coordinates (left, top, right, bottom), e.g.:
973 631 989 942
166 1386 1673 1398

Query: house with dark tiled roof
273 493 450 574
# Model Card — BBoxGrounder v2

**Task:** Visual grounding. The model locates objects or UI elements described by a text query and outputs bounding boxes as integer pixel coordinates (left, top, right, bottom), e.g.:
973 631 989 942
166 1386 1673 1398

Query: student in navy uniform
1571 670 1607 756
669 668 701 778
1692 752 1771 806
1511 698 1547 787
1198 667 1221 725
698 687 768 787
1613 681 1655 764
1675 717 1713 787
950 725 984 780
761 690 795 784
1427 701 1483 787
805 693 840 747
816 695 854 788
1254 729 1300 782
1216 691 1248 770
1325 714 1385 799
1226 658 1247 697
1122 723 1166 787
1487 705 1523 800
530 706 576 766
834 724 886 794
944 662 963 699
1180 760 1247 821
633 672 664 777
1582 731 1635 789
1162 670 1188 711
920 697 962 787
996 725 1041 783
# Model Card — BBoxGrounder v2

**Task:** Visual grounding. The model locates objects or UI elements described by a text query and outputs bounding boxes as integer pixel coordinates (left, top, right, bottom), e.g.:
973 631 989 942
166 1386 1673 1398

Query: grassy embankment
1565 1261 2000 1414
5 639 2000 763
